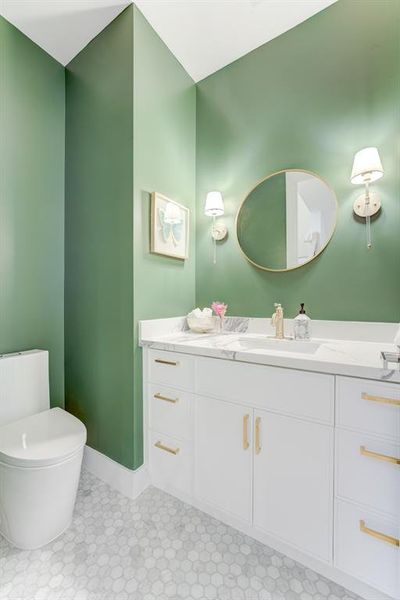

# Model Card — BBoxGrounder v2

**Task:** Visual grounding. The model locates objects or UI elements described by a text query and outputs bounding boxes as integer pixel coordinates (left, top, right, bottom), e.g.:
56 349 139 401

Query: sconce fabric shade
205 191 224 216
351 147 384 184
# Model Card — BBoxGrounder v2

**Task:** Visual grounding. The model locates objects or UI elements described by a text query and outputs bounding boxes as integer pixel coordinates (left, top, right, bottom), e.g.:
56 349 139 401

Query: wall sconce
351 147 384 249
204 191 227 264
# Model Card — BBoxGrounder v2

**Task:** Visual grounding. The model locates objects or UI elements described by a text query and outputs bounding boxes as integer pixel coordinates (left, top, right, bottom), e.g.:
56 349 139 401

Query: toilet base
0 518 73 551
0 447 84 550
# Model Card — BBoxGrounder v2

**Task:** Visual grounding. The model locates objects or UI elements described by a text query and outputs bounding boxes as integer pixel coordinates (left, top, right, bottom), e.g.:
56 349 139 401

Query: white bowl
187 316 217 333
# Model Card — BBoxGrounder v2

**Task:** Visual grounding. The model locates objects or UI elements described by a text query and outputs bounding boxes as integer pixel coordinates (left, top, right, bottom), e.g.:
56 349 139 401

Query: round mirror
236 170 337 272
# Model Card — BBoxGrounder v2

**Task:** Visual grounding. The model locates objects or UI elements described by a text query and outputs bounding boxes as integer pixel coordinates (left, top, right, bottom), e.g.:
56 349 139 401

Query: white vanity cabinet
146 349 195 497
146 350 335 554
144 347 400 600
195 400 333 561
334 376 400 599
195 396 252 523
253 410 333 562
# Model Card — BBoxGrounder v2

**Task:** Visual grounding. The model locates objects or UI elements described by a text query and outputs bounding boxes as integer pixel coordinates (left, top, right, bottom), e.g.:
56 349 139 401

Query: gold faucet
271 303 284 339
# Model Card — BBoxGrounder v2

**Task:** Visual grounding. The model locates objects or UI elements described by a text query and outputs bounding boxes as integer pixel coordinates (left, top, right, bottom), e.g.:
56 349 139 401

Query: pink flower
211 302 228 318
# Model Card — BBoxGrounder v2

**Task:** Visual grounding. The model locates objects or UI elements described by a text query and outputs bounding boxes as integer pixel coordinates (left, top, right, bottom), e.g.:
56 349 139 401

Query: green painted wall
0 17 65 405
132 7 196 467
6 0 397 471
196 0 400 322
64 6 195 469
65 7 135 467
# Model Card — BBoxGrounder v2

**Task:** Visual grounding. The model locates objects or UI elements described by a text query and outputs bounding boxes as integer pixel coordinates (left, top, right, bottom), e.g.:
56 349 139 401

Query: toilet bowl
0 350 87 549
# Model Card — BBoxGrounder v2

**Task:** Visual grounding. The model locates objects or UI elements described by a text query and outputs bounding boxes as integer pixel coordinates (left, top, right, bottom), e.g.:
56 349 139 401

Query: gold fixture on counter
361 392 400 406
359 520 399 547
271 303 284 339
154 393 179 404
154 441 180 455
360 445 400 465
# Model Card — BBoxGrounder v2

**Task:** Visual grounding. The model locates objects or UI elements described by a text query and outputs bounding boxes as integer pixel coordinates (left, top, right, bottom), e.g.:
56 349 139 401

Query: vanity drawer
334 499 399 599
148 384 193 441
196 358 334 424
335 429 400 518
148 349 195 391
336 377 400 440
149 431 192 497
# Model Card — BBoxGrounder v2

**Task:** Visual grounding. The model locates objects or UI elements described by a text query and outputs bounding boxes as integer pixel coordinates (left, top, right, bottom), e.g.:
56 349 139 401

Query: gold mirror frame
235 169 338 273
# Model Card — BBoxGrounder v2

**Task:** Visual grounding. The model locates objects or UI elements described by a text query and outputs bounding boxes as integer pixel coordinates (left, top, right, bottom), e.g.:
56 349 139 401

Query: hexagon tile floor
0 469 364 600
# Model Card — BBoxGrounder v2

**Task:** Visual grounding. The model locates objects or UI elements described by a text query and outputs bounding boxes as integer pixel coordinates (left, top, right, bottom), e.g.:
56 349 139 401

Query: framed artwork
151 192 189 260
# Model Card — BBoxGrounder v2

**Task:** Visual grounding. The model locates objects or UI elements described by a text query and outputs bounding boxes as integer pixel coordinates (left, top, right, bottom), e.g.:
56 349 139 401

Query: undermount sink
236 336 321 354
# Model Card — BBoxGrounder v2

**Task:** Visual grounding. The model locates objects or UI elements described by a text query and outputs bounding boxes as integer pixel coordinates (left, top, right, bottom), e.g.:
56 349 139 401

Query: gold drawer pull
360 445 400 465
243 414 250 450
360 520 400 547
154 441 180 455
155 358 179 366
361 392 400 406
154 393 179 404
255 417 261 455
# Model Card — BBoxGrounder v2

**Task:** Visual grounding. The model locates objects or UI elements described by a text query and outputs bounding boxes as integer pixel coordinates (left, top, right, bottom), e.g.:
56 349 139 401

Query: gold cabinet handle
154 441 180 455
243 414 250 450
359 520 400 547
255 417 261 455
360 445 400 465
154 393 179 404
361 392 400 406
155 358 179 366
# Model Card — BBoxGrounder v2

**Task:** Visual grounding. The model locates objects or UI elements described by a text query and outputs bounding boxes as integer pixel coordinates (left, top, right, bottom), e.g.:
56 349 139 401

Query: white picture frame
150 192 189 260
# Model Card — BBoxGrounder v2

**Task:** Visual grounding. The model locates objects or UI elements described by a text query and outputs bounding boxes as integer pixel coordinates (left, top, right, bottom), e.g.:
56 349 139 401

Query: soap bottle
293 303 311 340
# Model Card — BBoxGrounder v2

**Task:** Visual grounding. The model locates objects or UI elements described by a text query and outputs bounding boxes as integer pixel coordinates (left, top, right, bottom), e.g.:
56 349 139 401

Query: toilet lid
0 408 87 468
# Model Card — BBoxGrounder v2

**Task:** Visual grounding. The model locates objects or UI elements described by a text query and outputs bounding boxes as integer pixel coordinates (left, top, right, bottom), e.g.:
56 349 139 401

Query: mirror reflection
237 170 337 271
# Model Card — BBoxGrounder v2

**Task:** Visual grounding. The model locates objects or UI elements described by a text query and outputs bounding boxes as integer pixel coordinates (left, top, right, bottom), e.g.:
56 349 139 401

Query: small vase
217 316 224 333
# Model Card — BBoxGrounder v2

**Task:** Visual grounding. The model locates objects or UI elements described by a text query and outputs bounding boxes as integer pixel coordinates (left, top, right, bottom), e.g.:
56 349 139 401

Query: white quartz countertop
139 318 400 383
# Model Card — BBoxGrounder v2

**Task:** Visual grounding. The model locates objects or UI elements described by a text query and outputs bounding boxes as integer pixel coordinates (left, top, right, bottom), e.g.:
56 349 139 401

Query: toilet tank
0 350 50 427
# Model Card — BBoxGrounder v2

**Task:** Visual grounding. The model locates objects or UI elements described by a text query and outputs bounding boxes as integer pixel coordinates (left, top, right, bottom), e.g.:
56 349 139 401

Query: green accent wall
132 7 196 467
0 16 65 405
64 6 195 469
196 0 400 322
65 7 135 467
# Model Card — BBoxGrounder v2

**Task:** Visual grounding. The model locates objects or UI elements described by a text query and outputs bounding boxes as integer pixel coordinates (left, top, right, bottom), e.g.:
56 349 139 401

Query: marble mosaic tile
0 470 363 600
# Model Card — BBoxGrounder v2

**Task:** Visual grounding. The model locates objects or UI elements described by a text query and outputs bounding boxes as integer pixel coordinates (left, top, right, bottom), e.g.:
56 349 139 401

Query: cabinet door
253 410 333 562
195 396 252 523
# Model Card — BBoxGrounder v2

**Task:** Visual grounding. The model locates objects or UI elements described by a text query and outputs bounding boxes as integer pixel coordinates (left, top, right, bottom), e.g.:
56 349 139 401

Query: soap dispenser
293 303 311 340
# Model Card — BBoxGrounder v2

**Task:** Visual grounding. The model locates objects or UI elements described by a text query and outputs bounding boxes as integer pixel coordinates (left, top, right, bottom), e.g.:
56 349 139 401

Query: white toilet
0 349 86 550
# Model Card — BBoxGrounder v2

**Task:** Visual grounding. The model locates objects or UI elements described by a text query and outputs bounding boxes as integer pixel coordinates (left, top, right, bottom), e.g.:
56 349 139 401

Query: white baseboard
83 445 149 500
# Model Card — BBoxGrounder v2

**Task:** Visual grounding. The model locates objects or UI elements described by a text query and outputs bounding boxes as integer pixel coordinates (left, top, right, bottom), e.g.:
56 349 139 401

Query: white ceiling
0 0 337 78
0 0 131 65
135 0 337 82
